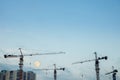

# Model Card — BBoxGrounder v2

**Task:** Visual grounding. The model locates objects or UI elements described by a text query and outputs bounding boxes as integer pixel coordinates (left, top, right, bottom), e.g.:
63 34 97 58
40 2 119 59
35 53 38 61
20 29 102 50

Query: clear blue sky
0 0 120 80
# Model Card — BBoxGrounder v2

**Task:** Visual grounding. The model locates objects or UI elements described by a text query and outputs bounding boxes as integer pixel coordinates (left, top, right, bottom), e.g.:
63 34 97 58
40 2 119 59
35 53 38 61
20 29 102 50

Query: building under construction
0 70 36 80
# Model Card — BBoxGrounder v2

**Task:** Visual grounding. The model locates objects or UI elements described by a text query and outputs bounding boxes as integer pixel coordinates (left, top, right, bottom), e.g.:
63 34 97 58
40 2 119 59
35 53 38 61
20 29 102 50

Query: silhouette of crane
34 64 65 80
72 52 108 80
105 66 118 80
4 48 65 80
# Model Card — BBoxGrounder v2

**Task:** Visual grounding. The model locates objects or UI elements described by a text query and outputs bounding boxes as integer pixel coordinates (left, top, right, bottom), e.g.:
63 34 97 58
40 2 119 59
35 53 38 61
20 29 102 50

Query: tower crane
72 52 108 80
105 66 118 80
34 64 65 80
4 48 65 80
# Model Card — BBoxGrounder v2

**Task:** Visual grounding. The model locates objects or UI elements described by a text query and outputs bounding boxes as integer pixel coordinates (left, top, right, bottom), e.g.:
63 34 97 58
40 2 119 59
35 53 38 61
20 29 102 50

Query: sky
0 0 120 80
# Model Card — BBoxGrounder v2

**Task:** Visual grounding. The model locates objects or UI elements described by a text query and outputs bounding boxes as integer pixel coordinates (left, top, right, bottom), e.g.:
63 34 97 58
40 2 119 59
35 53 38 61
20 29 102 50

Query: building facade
0 70 36 80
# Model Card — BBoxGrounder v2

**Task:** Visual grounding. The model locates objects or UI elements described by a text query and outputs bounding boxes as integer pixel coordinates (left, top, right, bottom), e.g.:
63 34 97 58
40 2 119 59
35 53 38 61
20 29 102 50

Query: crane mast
72 52 107 80
19 48 23 80
4 48 65 80
54 64 57 80
53 64 65 80
95 52 100 80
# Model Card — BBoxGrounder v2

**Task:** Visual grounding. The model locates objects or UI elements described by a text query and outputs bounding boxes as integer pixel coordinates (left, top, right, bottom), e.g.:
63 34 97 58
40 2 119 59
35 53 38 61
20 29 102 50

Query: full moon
34 61 40 67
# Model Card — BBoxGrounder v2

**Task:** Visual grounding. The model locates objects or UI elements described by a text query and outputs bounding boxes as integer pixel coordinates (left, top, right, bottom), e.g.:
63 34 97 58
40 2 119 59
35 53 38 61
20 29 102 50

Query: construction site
1 0 120 80
0 48 120 80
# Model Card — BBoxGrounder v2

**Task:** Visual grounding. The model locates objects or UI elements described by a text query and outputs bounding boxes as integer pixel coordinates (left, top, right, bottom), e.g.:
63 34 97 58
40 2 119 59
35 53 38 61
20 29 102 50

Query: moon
34 61 41 67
